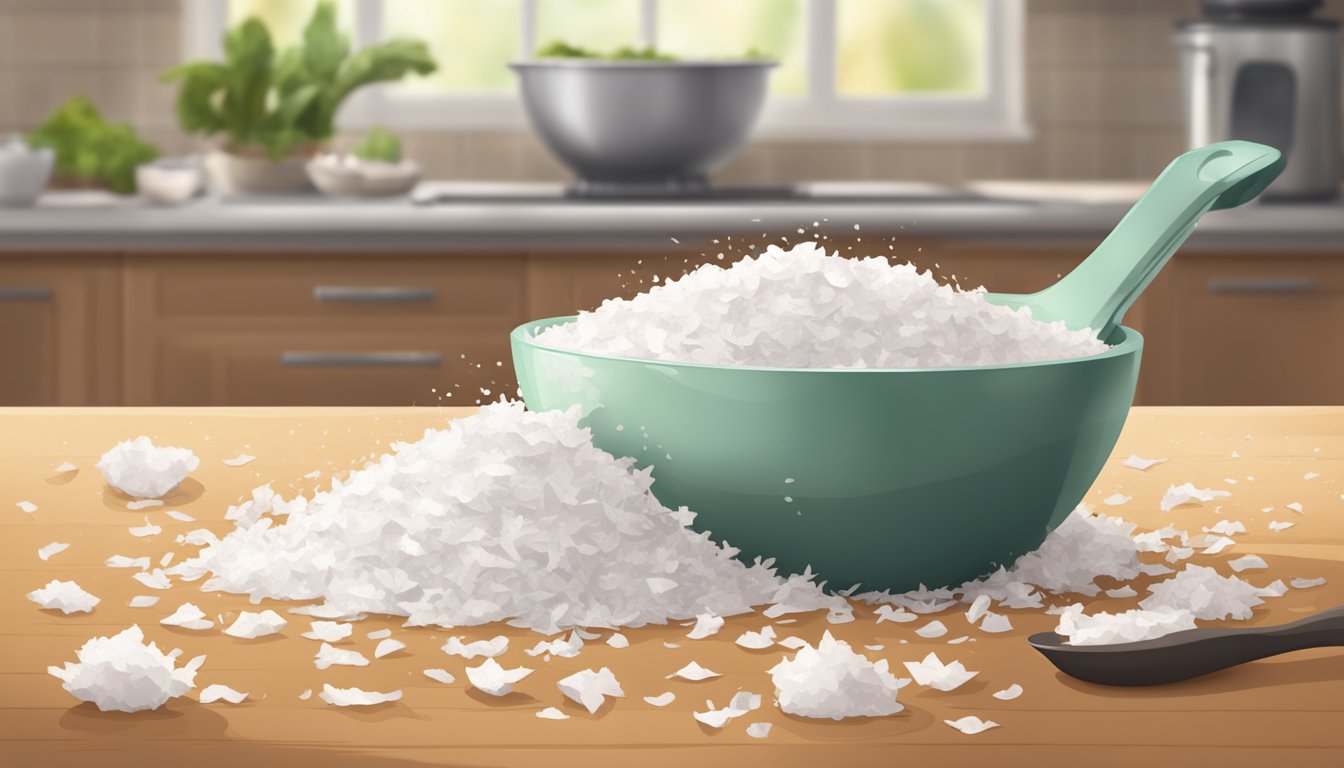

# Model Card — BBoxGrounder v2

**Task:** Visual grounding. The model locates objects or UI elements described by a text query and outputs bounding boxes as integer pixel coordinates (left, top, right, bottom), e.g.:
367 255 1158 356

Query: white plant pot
204 148 315 195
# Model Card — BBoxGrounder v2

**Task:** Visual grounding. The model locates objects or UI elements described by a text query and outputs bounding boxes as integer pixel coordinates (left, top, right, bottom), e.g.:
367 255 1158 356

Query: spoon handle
1175 605 1344 679
1033 140 1284 338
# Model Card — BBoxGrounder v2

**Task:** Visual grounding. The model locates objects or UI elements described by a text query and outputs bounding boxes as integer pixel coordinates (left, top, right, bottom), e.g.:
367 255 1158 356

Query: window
184 0 1025 140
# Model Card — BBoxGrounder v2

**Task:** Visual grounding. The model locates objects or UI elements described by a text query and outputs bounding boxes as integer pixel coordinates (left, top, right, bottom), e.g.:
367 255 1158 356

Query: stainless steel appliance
1176 0 1341 200
510 60 775 196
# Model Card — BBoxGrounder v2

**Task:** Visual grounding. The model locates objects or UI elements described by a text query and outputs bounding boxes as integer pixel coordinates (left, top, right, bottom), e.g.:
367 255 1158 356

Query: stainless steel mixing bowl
510 60 775 191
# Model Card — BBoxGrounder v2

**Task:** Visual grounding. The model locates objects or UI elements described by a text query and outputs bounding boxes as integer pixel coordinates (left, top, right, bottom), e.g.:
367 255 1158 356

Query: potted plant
162 1 436 194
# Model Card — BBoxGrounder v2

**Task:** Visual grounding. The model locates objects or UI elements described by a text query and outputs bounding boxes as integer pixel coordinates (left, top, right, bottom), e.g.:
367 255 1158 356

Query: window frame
183 0 1028 141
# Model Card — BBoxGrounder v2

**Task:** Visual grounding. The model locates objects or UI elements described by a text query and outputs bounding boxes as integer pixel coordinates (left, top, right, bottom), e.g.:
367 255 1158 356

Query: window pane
534 0 642 54
227 0 356 49
836 0 985 96
657 0 806 96
383 0 521 94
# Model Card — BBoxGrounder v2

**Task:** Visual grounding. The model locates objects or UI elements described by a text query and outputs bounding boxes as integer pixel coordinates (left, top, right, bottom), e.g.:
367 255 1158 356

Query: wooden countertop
2 406 1341 768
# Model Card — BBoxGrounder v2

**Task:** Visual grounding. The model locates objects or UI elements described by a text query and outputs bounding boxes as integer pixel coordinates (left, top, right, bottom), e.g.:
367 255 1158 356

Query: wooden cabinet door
123 254 528 406
1150 253 1344 405
0 256 120 405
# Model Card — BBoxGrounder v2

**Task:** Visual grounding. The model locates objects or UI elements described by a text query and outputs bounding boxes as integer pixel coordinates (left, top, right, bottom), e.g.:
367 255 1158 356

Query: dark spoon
1028 605 1344 686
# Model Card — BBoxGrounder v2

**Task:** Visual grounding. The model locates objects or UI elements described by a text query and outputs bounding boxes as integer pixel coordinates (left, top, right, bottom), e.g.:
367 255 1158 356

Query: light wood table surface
2 406 1341 768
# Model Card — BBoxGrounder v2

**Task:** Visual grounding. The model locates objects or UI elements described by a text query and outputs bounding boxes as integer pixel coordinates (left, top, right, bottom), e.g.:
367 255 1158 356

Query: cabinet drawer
137 330 515 407
125 254 526 322
1164 255 1344 405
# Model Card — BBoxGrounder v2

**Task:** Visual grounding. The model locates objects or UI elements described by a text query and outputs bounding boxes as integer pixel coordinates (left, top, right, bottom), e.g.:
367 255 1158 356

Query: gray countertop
1 181 1341 252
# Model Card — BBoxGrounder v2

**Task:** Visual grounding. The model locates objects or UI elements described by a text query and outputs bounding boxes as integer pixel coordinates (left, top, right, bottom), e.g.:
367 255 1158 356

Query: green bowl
511 317 1142 593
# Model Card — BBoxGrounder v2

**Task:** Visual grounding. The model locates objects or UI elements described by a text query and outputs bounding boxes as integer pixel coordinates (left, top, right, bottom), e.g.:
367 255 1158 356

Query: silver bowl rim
510 59 778 70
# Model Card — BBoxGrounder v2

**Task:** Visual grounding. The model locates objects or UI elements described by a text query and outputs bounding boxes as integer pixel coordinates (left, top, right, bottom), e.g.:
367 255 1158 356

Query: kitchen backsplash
1 0 1341 184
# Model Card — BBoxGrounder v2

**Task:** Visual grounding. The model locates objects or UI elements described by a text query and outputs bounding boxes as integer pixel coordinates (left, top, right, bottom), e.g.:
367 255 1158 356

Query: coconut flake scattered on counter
536 706 569 720
166 510 196 522
222 454 256 467
945 716 1000 735
532 242 1109 369
96 436 199 499
769 632 905 719
319 684 401 707
644 692 676 707
127 499 163 511
1291 576 1327 589
48 625 205 712
686 613 725 639
902 652 978 692
557 667 624 714
1122 454 1167 471
465 658 532 696
423 668 455 684
1228 554 1269 572
735 625 778 649
1161 483 1232 512
668 661 720 681
694 692 761 728
107 554 150 569
132 569 173 590
17 500 37 513
992 683 1023 701
28 580 100 614
225 610 287 639
314 643 368 669
374 638 406 658
160 603 213 631
525 632 583 659
129 595 160 608
199 684 249 704
915 620 948 638
1103 493 1132 506
605 632 629 649
171 402 836 634
747 722 773 738
443 635 509 659
129 517 162 538
37 542 70 561
1269 520 1294 532
301 621 352 642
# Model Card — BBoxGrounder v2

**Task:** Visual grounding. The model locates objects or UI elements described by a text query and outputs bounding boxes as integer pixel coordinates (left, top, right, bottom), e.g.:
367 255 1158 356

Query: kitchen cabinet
1143 252 1344 405
0 256 120 405
121 254 528 406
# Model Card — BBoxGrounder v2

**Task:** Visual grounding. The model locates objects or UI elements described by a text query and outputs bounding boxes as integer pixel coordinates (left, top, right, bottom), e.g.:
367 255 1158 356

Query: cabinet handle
312 285 437 303
0 286 53 301
1206 278 1320 294
281 351 443 367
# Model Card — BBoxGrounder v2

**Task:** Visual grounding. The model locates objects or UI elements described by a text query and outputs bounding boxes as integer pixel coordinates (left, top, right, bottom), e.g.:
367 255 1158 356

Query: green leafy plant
351 126 401 163
27 96 158 194
162 1 436 161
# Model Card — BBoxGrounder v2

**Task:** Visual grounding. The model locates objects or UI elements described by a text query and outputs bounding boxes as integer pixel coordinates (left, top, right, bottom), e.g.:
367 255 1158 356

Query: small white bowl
306 154 421 198
0 136 54 207
136 157 205 206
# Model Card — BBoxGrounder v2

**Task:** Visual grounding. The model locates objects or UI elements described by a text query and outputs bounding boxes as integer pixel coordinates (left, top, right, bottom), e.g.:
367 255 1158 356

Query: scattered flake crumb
374 638 407 658
864 644 885 651
1161 483 1231 512
17 500 37 513
1291 577 1327 589
1205 519 1246 536
465 658 532 696
224 610 286 639
129 595 159 608
769 632 904 719
557 667 624 714
525 632 584 658
735 625 777 650
298 688 312 700
1200 535 1236 555
314 643 369 669
1103 493 1131 506
319 684 401 707
662 641 681 649
107 554 150 569
1268 520 1294 532
38 542 70 561
1122 454 1167 471
1286 502 1304 513
947 635 969 644
131 568 172 590
126 499 163 511
367 628 392 640
1105 586 1138 598
778 636 808 650
536 706 569 720
875 605 917 624
129 517 162 538
1141 564 1263 620
199 684 248 704
96 436 199 499
55 461 78 473
301 621 352 642
644 692 676 706
668 661 720 681
915 620 948 639
978 612 1013 634
48 625 204 712
423 668 455 684
992 683 1023 701
747 722 773 738
1305 472 1319 480
161 602 214 631
1228 554 1269 572
605 632 629 649
27 580 100 613
687 612 725 639
945 716 999 734
1257 580 1289 598
903 652 977 691
443 635 509 659
166 510 196 522
222 454 256 467
965 595 992 624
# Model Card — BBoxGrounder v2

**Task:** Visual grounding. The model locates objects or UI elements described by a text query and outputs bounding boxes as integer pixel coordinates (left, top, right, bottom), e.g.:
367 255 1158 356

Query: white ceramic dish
136 156 205 206
0 135 54 207
306 154 421 197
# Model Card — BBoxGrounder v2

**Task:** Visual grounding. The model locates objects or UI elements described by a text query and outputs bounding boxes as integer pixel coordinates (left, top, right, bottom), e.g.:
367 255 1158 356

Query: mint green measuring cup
511 141 1282 593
